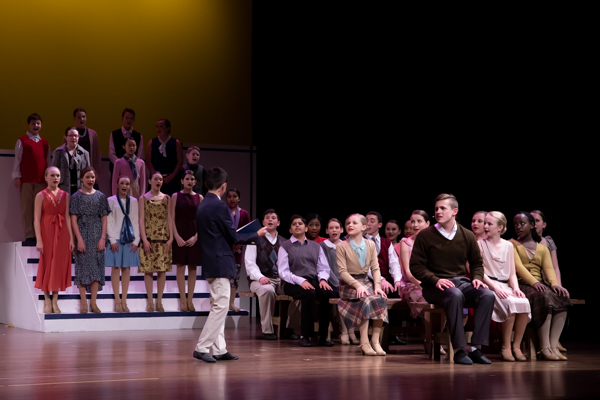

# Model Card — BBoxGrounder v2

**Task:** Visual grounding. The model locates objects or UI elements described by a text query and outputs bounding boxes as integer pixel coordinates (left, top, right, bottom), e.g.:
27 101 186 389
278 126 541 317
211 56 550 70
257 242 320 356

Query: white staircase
0 241 248 332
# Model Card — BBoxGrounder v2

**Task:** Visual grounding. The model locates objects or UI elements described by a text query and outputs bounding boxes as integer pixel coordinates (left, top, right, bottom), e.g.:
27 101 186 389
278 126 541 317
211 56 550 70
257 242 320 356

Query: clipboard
236 219 262 234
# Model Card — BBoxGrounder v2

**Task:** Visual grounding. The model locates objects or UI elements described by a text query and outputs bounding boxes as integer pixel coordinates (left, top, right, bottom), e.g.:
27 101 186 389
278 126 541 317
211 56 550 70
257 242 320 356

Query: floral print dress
139 196 172 273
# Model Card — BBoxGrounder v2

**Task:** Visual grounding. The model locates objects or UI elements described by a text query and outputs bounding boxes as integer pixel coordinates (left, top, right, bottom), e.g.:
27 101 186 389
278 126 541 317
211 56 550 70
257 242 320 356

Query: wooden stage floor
1 321 598 400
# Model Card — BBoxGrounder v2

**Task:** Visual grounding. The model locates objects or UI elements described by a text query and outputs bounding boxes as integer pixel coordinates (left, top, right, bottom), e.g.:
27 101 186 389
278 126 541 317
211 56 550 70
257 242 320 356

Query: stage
1 321 598 400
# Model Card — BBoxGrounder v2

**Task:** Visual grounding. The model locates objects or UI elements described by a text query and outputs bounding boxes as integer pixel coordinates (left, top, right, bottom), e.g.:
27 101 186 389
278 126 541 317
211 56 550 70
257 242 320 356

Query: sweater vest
281 239 320 280
110 129 142 170
20 135 48 184
376 236 392 281
151 137 177 175
320 243 339 287
255 235 286 278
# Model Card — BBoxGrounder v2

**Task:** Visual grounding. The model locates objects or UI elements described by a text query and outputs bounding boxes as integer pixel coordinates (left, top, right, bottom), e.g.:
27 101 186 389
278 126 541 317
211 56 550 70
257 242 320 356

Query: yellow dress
139 196 172 273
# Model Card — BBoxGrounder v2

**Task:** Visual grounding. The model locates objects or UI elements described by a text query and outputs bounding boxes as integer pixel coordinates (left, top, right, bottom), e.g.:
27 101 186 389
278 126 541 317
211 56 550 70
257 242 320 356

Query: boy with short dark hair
244 209 288 340
279 214 337 347
13 113 50 240
365 211 402 294
193 167 267 363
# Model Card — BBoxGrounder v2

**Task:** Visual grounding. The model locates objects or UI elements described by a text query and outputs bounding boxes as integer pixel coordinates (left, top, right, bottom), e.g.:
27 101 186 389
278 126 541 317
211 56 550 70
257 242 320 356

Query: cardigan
409 224 484 286
112 157 147 198
336 239 381 291
106 195 140 246
509 239 558 287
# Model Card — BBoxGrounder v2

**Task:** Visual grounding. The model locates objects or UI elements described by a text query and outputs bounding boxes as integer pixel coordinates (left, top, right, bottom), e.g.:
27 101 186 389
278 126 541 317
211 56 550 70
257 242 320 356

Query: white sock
471 345 481 352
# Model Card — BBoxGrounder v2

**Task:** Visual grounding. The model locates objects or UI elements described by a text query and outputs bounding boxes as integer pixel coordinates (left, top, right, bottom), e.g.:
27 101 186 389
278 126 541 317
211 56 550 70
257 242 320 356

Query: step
40 310 249 333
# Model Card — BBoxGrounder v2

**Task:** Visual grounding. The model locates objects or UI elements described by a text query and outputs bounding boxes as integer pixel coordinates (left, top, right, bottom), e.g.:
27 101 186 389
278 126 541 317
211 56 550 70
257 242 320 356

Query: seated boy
410 193 495 365
13 113 50 241
245 209 289 340
279 215 337 347
365 211 402 294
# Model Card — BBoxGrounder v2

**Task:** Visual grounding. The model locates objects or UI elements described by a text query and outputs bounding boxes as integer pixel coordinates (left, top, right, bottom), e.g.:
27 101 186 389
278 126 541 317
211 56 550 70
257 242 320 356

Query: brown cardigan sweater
409 224 484 286
336 239 381 291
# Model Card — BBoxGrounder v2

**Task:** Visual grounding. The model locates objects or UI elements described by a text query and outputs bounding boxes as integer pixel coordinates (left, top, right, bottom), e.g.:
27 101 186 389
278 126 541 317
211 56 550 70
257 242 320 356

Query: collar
290 236 307 244
158 135 171 145
266 231 278 241
350 237 366 251
435 222 457 235
26 131 41 140
322 239 337 249
366 233 380 242
121 126 133 136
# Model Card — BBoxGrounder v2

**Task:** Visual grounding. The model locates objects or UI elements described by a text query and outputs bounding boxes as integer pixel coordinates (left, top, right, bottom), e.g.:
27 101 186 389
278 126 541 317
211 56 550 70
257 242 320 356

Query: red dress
34 189 72 291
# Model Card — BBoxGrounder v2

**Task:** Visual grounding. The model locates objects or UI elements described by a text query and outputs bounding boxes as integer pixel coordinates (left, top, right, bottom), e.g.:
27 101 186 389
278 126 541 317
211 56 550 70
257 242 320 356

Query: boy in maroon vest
365 211 402 294
12 113 50 241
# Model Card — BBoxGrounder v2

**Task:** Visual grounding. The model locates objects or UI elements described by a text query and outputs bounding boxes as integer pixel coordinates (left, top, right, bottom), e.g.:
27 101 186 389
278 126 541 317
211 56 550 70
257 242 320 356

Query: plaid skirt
520 283 570 329
338 275 388 330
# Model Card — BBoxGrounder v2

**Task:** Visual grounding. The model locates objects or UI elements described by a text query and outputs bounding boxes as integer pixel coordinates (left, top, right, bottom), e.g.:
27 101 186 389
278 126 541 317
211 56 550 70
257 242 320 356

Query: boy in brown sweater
410 194 495 365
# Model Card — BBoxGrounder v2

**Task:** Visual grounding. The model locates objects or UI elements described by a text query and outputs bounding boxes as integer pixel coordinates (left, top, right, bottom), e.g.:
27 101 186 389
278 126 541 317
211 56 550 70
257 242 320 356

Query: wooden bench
239 291 296 339
238 291 257 319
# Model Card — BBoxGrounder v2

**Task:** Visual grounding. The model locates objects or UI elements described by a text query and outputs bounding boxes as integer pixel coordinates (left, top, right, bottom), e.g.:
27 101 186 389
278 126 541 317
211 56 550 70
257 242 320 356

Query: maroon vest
20 135 48 184
377 236 392 281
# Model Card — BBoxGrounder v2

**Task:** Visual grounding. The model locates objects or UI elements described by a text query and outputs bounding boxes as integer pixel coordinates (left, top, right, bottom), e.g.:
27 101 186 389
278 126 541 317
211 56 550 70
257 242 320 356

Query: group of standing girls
34 160 206 314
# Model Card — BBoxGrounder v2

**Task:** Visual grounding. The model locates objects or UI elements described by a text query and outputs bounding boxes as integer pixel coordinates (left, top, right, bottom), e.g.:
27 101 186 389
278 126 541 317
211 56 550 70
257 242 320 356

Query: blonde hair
434 193 458 209
487 211 507 235
345 213 367 227
44 166 60 177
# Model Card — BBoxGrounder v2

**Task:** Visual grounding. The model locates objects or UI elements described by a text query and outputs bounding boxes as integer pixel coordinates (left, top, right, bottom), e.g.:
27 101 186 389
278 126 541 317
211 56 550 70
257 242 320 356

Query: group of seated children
245 194 570 365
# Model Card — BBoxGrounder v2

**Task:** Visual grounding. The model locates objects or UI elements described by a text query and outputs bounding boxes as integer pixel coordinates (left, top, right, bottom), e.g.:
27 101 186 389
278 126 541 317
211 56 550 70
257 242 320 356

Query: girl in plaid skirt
337 214 388 356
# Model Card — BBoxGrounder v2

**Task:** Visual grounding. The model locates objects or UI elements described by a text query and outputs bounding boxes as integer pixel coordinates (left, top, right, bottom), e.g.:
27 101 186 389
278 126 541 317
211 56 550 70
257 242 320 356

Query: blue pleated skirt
105 241 140 267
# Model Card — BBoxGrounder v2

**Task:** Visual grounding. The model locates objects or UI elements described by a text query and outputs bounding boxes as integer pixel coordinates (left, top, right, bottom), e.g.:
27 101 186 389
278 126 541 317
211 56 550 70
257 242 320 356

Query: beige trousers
195 278 230 355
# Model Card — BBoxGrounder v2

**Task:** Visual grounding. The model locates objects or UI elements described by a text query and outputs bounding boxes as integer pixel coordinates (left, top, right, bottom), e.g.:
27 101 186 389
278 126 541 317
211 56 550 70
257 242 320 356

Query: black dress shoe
213 352 238 361
263 333 278 340
453 349 473 365
389 335 407 345
300 337 312 347
193 351 216 363
468 349 492 364
318 339 334 347
289 333 300 340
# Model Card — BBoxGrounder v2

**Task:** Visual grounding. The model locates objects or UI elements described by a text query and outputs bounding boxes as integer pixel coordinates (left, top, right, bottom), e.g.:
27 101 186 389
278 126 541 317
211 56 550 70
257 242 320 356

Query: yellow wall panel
0 0 252 151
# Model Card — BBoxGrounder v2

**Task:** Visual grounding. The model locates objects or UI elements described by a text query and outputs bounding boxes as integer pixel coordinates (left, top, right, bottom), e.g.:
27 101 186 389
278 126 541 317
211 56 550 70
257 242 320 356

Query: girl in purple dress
170 171 204 311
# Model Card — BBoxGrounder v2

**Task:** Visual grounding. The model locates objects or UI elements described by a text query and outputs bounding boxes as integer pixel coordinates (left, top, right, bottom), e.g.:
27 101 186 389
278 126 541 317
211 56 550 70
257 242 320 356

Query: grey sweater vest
320 243 339 287
281 239 320 280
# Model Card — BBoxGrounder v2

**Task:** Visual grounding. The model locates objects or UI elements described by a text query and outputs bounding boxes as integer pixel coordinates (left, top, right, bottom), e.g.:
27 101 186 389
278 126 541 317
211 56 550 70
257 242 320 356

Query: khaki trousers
195 278 230 355
20 182 46 239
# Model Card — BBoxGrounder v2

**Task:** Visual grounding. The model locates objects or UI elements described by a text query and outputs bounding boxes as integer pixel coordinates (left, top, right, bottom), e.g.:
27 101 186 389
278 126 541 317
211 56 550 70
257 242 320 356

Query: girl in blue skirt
106 176 140 312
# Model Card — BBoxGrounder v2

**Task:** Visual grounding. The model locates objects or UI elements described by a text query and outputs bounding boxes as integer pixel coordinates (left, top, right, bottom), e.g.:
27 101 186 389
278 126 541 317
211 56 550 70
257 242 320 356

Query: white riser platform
0 242 249 333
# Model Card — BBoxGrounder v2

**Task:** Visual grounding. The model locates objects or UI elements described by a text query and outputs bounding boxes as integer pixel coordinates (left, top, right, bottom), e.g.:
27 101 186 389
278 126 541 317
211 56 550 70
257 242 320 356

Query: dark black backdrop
251 5 594 339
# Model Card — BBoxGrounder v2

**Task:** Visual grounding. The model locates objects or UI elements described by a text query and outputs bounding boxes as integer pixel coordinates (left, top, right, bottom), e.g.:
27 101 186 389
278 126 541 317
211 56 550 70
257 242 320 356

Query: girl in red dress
34 166 75 313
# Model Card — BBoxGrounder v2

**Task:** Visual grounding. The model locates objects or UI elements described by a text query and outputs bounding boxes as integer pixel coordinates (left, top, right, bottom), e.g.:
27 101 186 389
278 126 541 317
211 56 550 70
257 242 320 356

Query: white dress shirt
278 236 330 286
12 132 51 179
244 231 279 281
365 233 401 282
435 222 458 240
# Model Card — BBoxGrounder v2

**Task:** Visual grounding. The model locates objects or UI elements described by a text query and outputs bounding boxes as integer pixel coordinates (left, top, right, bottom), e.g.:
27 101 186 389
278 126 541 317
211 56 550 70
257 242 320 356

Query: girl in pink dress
395 210 430 318
479 212 530 361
